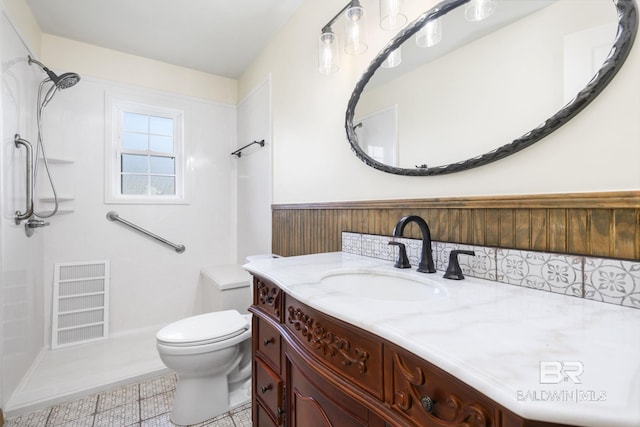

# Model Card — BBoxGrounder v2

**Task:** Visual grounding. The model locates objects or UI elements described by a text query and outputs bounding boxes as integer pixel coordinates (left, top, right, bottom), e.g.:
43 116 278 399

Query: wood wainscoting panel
272 192 640 261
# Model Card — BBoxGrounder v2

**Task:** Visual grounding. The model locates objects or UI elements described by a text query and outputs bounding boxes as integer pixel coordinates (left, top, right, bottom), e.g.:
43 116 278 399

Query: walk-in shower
18 56 81 235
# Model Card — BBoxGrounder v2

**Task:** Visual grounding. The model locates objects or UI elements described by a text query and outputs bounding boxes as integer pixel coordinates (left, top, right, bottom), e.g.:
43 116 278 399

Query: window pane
150 135 173 153
123 112 148 132
150 176 175 195
113 104 182 201
121 175 148 195
150 156 175 175
122 154 148 173
123 132 148 150
150 116 173 136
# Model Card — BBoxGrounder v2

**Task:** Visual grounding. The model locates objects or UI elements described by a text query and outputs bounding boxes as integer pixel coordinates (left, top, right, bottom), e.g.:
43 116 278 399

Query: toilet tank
199 265 252 314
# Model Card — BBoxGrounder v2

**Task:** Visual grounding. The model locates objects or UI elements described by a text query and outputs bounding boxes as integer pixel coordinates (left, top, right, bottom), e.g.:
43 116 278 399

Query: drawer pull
420 395 434 413
261 384 272 394
263 337 273 346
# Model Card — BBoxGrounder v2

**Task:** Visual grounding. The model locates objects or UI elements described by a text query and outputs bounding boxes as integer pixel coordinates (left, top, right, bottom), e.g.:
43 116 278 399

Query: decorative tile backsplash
583 257 640 309
341 232 640 310
496 250 583 298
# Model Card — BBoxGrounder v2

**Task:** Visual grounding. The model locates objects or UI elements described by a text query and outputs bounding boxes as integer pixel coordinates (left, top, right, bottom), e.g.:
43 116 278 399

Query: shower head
54 72 81 89
28 56 80 89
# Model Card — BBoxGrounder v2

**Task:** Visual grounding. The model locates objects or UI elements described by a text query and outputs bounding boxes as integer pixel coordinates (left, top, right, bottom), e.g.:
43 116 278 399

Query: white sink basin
318 271 445 301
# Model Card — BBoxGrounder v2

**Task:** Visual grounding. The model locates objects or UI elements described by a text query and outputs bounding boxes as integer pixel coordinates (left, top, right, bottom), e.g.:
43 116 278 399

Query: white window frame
105 94 186 204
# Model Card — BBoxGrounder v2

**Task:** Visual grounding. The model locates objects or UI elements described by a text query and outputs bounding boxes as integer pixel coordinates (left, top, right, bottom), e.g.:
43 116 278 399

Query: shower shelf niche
36 156 76 214
38 196 75 215
36 210 74 216
39 196 74 202
40 157 74 164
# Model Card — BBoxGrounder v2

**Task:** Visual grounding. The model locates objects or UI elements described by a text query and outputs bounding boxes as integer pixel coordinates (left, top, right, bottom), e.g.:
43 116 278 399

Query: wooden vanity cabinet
249 275 572 427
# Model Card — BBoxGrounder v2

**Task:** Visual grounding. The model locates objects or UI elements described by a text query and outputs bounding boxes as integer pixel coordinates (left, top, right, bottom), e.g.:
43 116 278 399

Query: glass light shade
464 0 497 22
382 47 401 68
379 0 407 31
318 31 338 75
416 18 442 47
344 4 367 55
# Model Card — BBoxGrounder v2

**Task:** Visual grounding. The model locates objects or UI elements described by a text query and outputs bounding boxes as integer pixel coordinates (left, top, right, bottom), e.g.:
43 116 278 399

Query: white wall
41 35 238 105
236 77 272 261
39 77 238 339
0 6 45 408
239 0 640 203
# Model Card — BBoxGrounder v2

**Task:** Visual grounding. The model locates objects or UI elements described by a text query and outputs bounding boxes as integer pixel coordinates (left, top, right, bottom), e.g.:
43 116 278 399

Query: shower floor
5 325 167 418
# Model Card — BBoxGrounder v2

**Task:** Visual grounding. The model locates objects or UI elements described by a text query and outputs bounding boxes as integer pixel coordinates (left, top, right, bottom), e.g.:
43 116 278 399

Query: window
106 97 185 204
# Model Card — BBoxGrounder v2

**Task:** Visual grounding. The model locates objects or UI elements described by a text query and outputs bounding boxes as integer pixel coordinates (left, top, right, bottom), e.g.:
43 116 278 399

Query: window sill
105 197 189 206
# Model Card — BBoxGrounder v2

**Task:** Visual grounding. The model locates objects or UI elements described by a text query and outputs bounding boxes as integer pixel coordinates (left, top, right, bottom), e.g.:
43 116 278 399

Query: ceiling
25 0 304 79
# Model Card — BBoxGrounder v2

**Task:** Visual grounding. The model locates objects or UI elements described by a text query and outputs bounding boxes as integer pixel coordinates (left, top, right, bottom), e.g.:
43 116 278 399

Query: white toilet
156 265 253 426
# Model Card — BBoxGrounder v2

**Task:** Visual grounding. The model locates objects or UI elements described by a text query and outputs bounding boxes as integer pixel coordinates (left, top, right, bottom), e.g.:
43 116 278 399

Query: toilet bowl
156 310 252 426
156 264 253 426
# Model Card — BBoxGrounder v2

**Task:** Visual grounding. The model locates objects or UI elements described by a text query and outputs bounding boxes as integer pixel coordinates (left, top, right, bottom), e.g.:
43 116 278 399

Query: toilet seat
156 310 249 347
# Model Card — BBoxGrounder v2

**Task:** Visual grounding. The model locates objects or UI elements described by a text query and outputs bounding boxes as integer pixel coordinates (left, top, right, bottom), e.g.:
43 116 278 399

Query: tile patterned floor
5 373 252 427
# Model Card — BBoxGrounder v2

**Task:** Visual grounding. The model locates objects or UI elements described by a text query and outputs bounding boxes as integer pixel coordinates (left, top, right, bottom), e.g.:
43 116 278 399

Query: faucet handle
388 241 411 269
443 250 475 280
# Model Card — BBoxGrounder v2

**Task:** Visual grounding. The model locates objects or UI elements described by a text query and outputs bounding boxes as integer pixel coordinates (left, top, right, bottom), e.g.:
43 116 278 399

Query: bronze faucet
392 215 436 273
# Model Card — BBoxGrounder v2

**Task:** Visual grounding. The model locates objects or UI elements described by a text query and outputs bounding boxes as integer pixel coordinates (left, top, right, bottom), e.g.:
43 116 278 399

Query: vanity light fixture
416 17 442 47
380 0 407 31
319 0 367 74
464 0 497 22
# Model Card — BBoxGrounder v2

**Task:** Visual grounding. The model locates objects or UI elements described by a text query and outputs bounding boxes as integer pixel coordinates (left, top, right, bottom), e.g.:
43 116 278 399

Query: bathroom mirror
345 0 638 175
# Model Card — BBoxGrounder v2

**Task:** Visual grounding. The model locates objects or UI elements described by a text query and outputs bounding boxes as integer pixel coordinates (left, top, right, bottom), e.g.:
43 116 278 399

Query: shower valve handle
26 219 50 229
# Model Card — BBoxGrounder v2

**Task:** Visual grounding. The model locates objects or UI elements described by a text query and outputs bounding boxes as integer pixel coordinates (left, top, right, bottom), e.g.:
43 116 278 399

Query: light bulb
344 2 367 55
465 0 497 22
416 18 442 48
382 47 401 68
318 30 338 75
380 0 407 31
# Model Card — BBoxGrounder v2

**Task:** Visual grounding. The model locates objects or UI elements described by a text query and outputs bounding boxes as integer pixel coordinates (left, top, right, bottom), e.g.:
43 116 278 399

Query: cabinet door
255 401 279 427
287 348 370 427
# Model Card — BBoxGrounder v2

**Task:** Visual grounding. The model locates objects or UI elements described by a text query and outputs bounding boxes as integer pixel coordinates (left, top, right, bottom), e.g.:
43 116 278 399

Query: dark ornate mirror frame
345 0 638 176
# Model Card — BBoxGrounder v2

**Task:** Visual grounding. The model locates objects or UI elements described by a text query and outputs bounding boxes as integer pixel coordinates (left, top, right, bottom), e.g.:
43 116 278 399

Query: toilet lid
156 310 249 346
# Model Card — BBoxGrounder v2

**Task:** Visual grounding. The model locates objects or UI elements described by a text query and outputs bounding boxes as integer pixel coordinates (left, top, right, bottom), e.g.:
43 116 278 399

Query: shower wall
39 77 238 342
236 76 272 262
0 8 45 408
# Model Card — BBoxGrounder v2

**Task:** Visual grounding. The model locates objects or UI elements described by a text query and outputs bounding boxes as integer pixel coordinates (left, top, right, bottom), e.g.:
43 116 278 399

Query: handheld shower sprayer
27 56 81 221
28 56 80 89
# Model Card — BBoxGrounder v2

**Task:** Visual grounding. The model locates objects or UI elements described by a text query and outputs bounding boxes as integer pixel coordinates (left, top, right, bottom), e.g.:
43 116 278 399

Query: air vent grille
52 260 109 348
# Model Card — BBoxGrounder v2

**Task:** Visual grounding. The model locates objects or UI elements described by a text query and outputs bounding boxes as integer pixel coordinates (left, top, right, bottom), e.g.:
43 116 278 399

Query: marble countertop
244 252 640 427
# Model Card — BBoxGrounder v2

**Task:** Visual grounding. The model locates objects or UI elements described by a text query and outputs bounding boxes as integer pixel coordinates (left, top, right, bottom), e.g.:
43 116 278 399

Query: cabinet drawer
255 357 284 424
257 318 281 374
285 295 384 400
386 346 499 427
253 276 283 322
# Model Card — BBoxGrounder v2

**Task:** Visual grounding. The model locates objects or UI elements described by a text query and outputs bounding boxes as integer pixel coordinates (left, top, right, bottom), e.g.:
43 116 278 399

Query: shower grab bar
231 139 265 158
14 134 34 224
106 211 185 253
